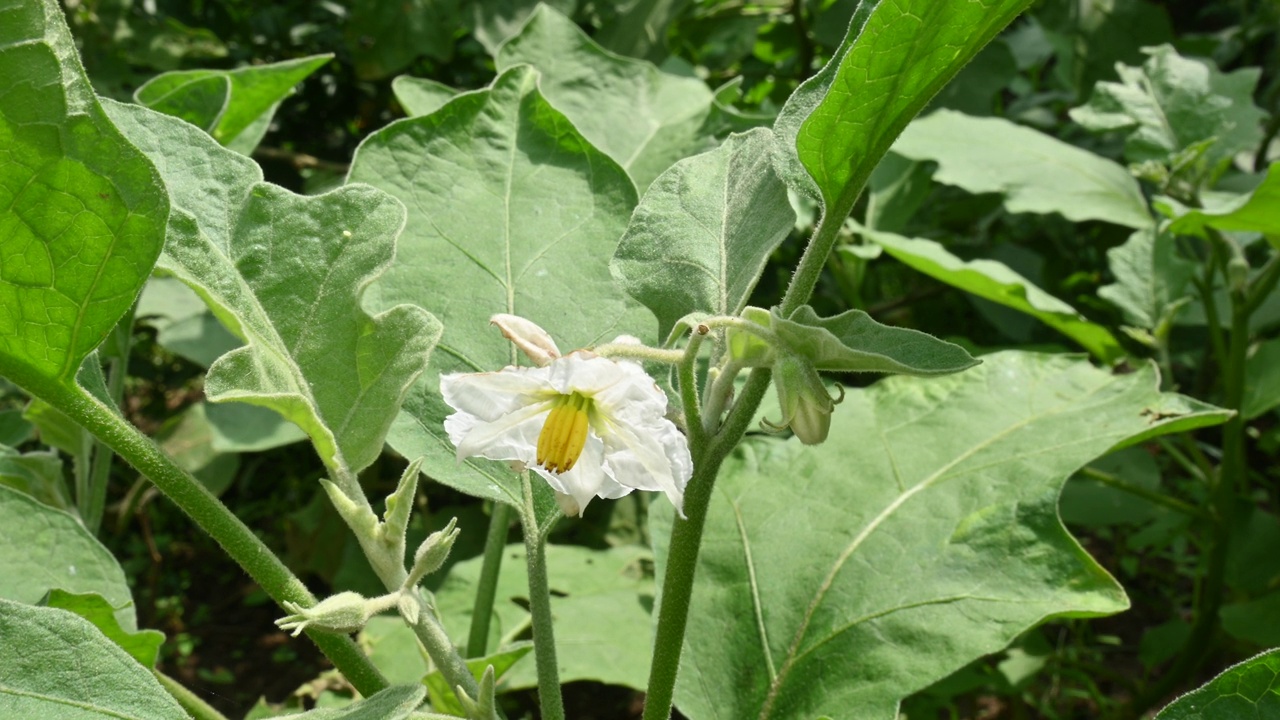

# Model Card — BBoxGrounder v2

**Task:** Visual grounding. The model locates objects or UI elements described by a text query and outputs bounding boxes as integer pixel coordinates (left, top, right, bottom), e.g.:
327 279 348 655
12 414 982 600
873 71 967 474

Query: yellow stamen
537 392 591 473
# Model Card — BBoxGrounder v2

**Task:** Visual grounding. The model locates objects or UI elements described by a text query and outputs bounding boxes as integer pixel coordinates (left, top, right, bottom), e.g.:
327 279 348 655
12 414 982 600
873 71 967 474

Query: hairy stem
522 475 565 720
467 501 513 657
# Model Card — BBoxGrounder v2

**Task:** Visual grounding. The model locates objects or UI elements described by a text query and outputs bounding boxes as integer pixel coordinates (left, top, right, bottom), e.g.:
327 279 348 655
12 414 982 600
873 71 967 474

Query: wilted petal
491 314 560 367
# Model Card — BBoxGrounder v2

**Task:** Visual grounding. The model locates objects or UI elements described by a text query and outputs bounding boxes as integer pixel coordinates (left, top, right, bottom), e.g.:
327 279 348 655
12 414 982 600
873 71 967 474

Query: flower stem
644 368 772 720
34 379 389 696
594 343 685 364
467 500 512 657
677 326 708 445
154 669 230 720
522 475 565 720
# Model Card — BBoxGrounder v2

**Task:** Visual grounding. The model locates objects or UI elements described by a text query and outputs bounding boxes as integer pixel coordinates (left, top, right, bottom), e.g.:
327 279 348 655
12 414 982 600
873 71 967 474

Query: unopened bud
275 591 397 637
403 517 460 590
772 352 835 445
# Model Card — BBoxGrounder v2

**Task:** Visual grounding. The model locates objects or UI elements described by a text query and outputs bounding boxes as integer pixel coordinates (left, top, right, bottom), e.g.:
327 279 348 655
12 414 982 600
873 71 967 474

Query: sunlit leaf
654 352 1230 719
1098 228 1196 329
105 101 439 478
1157 165 1280 245
770 305 978 375
391 76 460 117
1155 647 1280 719
348 65 647 508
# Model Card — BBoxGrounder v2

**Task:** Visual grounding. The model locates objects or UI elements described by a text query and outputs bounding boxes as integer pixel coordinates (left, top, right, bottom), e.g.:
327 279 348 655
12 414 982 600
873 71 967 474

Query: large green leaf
652 352 1230 719
776 0 1034 213
0 0 168 391
0 599 183 719
0 485 136 630
0 446 71 510
1158 165 1280 245
612 128 794 338
891 110 1152 229
496 4 717 191
391 76 461 118
134 54 331 155
1098 228 1195 329
104 101 439 479
41 590 165 669
1155 647 1280 719
432 544 655 690
466 0 577 55
296 685 427 719
770 305 978 375
866 228 1125 361
348 65 646 507
1070 44 1265 168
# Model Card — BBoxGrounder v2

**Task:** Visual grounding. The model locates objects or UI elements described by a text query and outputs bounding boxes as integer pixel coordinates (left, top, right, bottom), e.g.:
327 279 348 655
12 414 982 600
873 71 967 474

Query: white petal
441 367 554 421
546 354 631 396
450 401 549 465
491 314 560 366
588 359 671 419
597 412 690 517
532 433 609 516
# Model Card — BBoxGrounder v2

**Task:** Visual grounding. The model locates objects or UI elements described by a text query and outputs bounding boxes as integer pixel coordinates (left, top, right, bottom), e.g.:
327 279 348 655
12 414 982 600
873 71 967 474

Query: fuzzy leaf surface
613 128 794 338
391 76 460 117
770 305 978 375
1098 228 1196 329
892 110 1152 229
653 352 1229 719
0 0 167 390
1155 647 1280 719
348 65 646 508
40 590 164 669
105 101 439 478
0 599 182 719
496 4 717 191
867 228 1124 361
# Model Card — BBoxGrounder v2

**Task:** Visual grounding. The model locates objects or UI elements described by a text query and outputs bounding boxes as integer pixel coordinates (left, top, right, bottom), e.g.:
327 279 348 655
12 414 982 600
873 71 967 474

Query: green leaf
0 599 184 719
776 0 1034 214
0 446 72 510
593 0 690 62
342 0 457 80
496 4 717 191
40 589 165 669
292 685 427 719
1155 647 1280 719
0 485 137 629
105 100 440 479
206 402 307 453
891 110 1152 229
1059 447 1162 527
373 540 650 686
134 54 332 154
1070 44 1265 168
348 65 645 508
466 0 576 55
1098 228 1196 329
391 76 461 117
612 128 795 338
652 352 1228 719
0 408 35 447
423 643 534 714
1157 165 1280 244
157 403 240 496
0 0 168 391
1244 338 1280 420
1220 591 1280 648
137 276 242 367
770 305 978 375
866 228 1125 362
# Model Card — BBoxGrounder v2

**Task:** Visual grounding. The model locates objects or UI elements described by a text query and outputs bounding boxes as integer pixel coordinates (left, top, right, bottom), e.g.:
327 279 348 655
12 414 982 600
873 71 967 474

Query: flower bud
403 517 460 590
276 591 387 637
773 352 834 445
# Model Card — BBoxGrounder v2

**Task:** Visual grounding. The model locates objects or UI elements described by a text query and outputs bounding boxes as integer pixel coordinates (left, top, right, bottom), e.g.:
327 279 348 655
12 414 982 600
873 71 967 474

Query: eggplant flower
441 316 691 517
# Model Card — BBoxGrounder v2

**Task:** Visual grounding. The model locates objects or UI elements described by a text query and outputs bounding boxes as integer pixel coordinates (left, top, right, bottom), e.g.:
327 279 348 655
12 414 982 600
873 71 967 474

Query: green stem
38 380 388 696
702 359 743 434
1078 467 1208 519
1156 437 1209 485
1244 252 1280 317
84 307 136 533
1139 241 1251 711
677 327 708 446
153 670 229 720
467 501 512 658
521 475 565 720
781 207 844 316
409 592 481 702
643 368 772 720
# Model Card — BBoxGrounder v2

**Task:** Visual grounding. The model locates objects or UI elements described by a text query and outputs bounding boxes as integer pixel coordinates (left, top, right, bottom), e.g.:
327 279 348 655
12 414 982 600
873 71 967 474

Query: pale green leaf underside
891 110 1152 229
104 100 439 477
0 485 136 631
866 228 1124 362
348 64 648 507
134 54 332 152
655 351 1228 719
297 684 427 720
0 600 183 719
772 305 978 375
0 0 168 388
1155 647 1280 719
780 0 1034 211
613 128 795 338
496 4 717 191
1098 228 1195 329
